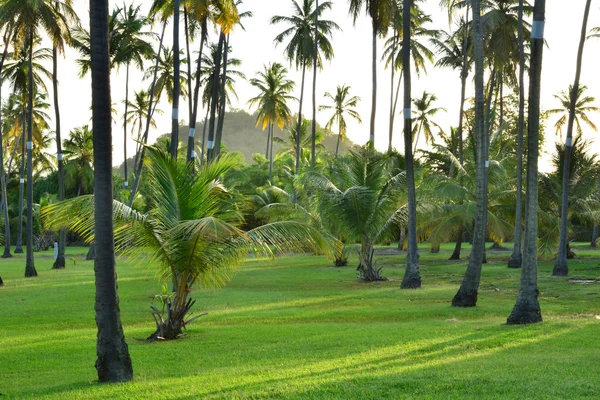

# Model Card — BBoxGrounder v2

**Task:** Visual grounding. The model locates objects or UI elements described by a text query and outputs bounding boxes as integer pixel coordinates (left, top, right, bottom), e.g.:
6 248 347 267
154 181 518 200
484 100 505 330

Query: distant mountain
116 109 358 174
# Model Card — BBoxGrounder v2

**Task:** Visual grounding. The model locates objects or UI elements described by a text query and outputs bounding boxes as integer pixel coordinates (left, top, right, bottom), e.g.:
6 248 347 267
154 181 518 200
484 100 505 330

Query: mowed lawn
1 244 599 399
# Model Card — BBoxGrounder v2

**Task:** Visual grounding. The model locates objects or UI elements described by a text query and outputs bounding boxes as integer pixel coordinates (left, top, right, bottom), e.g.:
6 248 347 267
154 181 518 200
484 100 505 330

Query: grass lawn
0 243 599 399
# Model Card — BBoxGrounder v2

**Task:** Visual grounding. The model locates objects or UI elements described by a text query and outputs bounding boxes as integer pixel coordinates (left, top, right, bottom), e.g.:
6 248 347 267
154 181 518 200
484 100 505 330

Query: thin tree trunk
187 21 206 163
369 21 377 145
200 106 209 166
90 0 133 381
293 64 307 205
507 0 546 325
311 0 318 168
207 32 224 162
170 0 181 159
25 31 37 278
401 0 421 289
457 5 470 167
591 224 598 247
449 229 463 260
508 0 526 269
15 119 25 254
452 0 485 307
52 42 65 267
269 123 274 181
335 121 341 156
123 63 130 189
0 32 12 259
388 32 397 154
129 21 166 204
391 70 403 141
184 8 193 128
553 0 592 277
265 124 271 159
214 34 230 158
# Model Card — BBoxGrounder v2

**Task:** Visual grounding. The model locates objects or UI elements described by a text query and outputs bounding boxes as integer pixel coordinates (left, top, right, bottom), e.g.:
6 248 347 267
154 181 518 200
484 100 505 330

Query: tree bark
269 123 274 181
553 0 592 277
187 20 206 163
369 20 377 145
206 32 224 162
311 0 318 167
293 63 307 205
452 0 485 307
15 120 25 254
52 40 65 268
214 34 230 159
449 230 463 260
508 0 526 269
388 32 397 154
123 63 130 189
25 31 37 278
170 0 181 159
90 0 133 381
401 0 421 289
0 32 12 259
591 224 598 248
507 0 545 325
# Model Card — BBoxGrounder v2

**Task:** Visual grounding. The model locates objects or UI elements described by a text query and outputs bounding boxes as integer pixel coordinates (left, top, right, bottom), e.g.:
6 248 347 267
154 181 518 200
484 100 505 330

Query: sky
33 1 600 171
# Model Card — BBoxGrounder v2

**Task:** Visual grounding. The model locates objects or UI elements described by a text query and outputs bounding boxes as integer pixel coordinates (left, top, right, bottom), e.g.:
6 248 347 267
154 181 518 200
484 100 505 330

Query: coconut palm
63 125 94 196
546 85 598 138
247 62 296 181
43 146 333 341
0 30 12 259
144 46 189 105
126 89 163 157
411 91 446 153
88 0 133 381
319 85 362 157
271 0 338 202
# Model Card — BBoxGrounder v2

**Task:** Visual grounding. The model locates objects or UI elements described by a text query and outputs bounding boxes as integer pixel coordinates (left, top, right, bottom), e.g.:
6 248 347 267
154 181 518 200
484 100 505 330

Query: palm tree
271 0 338 202
348 0 396 145
247 62 296 181
546 85 598 138
452 0 487 306
552 0 593 277
507 0 546 325
89 0 133 381
144 46 189 105
126 89 162 159
411 91 446 153
0 30 12 259
44 146 334 341
319 85 362 157
63 125 94 196
0 0 76 278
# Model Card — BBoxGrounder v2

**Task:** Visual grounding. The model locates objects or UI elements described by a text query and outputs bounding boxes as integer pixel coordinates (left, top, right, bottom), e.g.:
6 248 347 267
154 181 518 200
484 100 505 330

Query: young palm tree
271 0 338 202
44 146 334 341
552 0 593 277
319 85 362 157
507 0 546 325
89 0 133 381
247 62 296 181
411 91 446 153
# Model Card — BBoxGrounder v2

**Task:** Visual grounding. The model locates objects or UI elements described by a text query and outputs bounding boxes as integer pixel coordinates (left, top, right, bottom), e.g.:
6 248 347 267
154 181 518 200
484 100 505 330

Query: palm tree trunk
25 31 37 278
452 0 485 307
200 106 209 166
187 20 207 163
15 119 25 254
335 121 341 156
457 5 470 167
553 0 592 277
591 224 598 247
123 63 130 189
508 0 526 269
265 124 271 159
449 229 463 260
52 43 65 267
293 63 307 205
214 34 230 158
90 0 133 381
391 70 403 140
388 32 397 154
207 32 225 162
269 123 274 181
507 0 546 325
369 20 377 145
184 7 193 128
401 0 421 289
170 0 181 159
0 34 12 259
311 0 319 168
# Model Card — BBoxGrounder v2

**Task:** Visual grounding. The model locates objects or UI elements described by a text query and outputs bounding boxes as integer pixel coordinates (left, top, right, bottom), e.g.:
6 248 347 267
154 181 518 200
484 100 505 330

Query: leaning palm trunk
25 31 37 278
452 0 486 306
553 0 592 277
52 42 65 268
90 0 133 381
401 0 421 289
508 0 527 269
507 0 546 325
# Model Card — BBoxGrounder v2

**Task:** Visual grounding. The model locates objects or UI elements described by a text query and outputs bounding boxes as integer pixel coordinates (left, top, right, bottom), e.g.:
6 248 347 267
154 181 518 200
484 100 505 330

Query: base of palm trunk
25 265 38 278
482 251 487 264
430 245 440 254
358 265 387 282
86 244 95 260
147 321 184 342
334 255 348 267
452 289 477 307
507 254 522 269
95 343 133 383
506 298 542 324
0 276 3 287
401 271 421 289
14 246 23 254
552 259 569 276
2 250 12 259
52 256 66 269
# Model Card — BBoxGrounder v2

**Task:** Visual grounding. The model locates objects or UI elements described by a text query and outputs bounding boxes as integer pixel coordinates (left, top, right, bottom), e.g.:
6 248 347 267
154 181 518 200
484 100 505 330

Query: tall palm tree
546 85 598 138
0 0 76 277
452 0 486 306
247 62 296 181
348 0 396 145
89 0 133 382
319 85 362 157
63 125 94 196
271 0 338 202
126 89 162 156
411 91 446 153
145 46 189 105
552 0 593 277
507 0 545 325
0 30 12 259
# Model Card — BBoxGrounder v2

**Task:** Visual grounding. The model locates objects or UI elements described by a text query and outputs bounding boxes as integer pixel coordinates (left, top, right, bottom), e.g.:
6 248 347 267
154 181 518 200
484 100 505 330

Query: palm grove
0 0 597 384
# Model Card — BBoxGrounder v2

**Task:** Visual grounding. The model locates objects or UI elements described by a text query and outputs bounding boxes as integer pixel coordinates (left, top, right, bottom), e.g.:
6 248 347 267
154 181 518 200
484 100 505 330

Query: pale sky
31 1 600 172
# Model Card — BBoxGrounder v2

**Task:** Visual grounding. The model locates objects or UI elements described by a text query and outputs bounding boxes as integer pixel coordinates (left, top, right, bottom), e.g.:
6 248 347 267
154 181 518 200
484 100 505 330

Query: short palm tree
43 146 333 341
412 91 446 153
319 84 362 157
248 62 296 181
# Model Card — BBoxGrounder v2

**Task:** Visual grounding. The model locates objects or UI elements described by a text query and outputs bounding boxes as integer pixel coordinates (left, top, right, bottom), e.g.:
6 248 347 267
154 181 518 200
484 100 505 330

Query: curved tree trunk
401 0 421 289
311 0 318 168
553 0 592 277
452 0 485 307
90 0 133 381
508 0 527 269
170 0 181 159
52 42 65 268
449 229 463 260
507 0 546 325
25 31 37 278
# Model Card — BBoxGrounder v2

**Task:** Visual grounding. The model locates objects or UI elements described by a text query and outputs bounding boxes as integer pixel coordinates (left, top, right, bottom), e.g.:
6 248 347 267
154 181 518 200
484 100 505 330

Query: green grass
1 243 599 399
